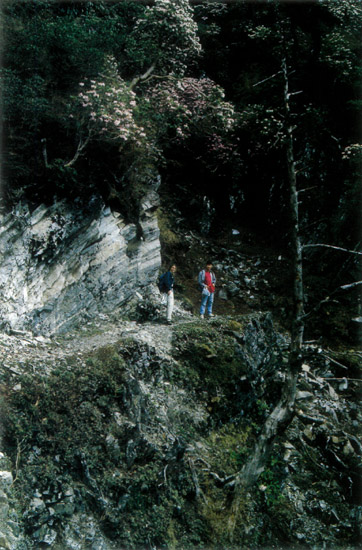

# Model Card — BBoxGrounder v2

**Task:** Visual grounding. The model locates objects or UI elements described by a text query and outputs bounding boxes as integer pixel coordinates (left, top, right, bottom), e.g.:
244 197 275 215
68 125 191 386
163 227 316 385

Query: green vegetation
1 326 257 548
1 314 360 548
2 1 360 246
2 0 360 336
2 345 125 492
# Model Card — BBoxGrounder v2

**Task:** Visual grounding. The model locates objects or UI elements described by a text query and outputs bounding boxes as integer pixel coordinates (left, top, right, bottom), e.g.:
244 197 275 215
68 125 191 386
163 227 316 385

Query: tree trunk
283 56 305 372
227 59 304 540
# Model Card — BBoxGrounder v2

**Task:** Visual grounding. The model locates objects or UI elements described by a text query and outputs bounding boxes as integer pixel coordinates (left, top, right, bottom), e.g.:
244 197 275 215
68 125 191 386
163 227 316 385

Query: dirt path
0 309 194 373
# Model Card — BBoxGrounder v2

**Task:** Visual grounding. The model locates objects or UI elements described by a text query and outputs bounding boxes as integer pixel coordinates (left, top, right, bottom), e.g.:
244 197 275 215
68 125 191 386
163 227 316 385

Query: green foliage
125 0 201 76
157 207 182 247
259 455 286 506
0 339 213 547
207 422 253 473
173 319 249 422
2 0 361 341
2 346 125 497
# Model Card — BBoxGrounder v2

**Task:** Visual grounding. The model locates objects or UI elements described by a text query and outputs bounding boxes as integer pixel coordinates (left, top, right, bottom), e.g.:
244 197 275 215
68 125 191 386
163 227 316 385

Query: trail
0 308 194 373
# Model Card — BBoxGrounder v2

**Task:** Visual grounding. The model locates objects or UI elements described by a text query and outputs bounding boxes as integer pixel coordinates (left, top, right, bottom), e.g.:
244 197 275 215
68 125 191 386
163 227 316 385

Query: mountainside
1 1 361 547
0 310 360 549
0 205 360 549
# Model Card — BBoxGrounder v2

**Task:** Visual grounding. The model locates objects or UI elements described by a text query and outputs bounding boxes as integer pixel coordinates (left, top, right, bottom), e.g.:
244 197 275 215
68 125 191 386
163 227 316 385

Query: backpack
157 272 167 292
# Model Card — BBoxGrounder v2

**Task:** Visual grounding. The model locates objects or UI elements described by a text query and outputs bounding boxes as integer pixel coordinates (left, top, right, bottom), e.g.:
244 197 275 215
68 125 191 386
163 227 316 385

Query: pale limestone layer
0 194 161 335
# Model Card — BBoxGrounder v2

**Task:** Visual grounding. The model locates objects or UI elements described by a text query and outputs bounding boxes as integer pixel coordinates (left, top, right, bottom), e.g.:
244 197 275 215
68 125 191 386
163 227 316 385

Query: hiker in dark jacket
160 264 176 324
198 261 216 319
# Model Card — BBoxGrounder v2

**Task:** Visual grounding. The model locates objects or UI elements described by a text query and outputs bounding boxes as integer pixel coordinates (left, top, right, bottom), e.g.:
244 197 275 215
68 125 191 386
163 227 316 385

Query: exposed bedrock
0 192 161 335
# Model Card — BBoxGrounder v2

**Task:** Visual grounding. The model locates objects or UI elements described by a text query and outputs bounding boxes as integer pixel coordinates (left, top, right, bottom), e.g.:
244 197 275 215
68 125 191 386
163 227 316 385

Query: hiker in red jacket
198 261 216 319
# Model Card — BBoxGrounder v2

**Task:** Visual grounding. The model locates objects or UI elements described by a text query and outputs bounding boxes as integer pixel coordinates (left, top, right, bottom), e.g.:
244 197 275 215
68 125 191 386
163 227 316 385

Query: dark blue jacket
164 271 174 292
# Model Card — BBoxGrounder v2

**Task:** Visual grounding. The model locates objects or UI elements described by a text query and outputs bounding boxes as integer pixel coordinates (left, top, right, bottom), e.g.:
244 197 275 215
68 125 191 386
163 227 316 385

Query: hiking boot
200 314 204 319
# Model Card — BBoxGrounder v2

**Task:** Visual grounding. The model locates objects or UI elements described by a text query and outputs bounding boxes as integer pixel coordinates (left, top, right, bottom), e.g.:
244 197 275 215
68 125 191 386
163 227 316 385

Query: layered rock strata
0 193 161 335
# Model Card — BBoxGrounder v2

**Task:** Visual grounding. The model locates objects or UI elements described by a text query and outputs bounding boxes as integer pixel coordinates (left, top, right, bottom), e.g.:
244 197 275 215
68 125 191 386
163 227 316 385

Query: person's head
205 261 213 272
169 264 177 273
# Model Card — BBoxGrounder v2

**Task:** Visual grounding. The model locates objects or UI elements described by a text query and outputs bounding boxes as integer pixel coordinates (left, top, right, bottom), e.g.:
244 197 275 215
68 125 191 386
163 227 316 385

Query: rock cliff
0 193 161 335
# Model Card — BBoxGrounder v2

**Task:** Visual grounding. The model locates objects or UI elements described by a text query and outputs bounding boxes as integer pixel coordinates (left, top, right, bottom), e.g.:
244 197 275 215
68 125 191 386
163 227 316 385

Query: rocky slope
0 306 361 549
0 200 360 550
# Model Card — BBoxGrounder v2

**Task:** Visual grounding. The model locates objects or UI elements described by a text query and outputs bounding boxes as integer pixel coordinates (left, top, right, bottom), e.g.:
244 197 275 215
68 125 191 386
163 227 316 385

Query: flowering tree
145 77 235 143
125 0 201 76
66 56 154 167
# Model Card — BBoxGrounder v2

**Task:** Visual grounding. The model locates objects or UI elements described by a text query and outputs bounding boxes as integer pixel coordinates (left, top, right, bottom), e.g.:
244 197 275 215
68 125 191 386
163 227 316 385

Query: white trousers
162 290 174 321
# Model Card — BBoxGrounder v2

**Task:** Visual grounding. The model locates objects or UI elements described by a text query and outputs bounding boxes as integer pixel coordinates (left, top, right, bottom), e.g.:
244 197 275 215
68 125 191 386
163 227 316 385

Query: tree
225 1 361 537
125 0 201 77
227 55 305 538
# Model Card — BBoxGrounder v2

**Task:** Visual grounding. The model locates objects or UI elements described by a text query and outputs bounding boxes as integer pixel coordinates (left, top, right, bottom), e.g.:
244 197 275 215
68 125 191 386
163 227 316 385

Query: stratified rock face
0 193 161 335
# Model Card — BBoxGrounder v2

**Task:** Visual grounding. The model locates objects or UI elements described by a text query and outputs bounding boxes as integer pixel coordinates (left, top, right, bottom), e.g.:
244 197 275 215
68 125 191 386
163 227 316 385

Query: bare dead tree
227 58 304 538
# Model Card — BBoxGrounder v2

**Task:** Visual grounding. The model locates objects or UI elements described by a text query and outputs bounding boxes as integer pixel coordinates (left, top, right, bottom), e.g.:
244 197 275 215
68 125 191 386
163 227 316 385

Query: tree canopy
1 0 361 249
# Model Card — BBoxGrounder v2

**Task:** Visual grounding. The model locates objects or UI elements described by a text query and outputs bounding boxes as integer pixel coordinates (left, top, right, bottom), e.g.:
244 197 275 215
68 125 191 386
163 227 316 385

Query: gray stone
0 195 161 336
0 532 11 549
0 473 13 489
227 282 239 297
29 497 46 512
218 288 228 300
42 529 57 545
296 390 314 400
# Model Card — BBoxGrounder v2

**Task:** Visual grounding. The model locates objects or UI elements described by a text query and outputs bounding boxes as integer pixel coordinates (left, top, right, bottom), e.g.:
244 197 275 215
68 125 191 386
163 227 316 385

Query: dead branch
252 69 295 88
321 353 349 370
64 135 91 168
252 70 283 87
295 411 326 424
188 458 207 504
208 471 236 486
12 438 26 485
303 244 362 256
321 378 362 382
41 138 50 168
340 280 362 290
129 64 156 90
302 280 362 320
297 186 318 193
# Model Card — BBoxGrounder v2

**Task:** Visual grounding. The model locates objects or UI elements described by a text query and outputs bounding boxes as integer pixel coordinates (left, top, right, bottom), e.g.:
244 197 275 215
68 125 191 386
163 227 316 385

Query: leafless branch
297 186 318 194
252 70 283 87
295 411 326 424
12 438 26 485
321 378 362 382
129 64 156 90
188 458 207 504
252 69 295 88
64 135 91 168
303 244 362 256
321 353 348 370
302 280 362 320
288 90 303 97
340 280 362 290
